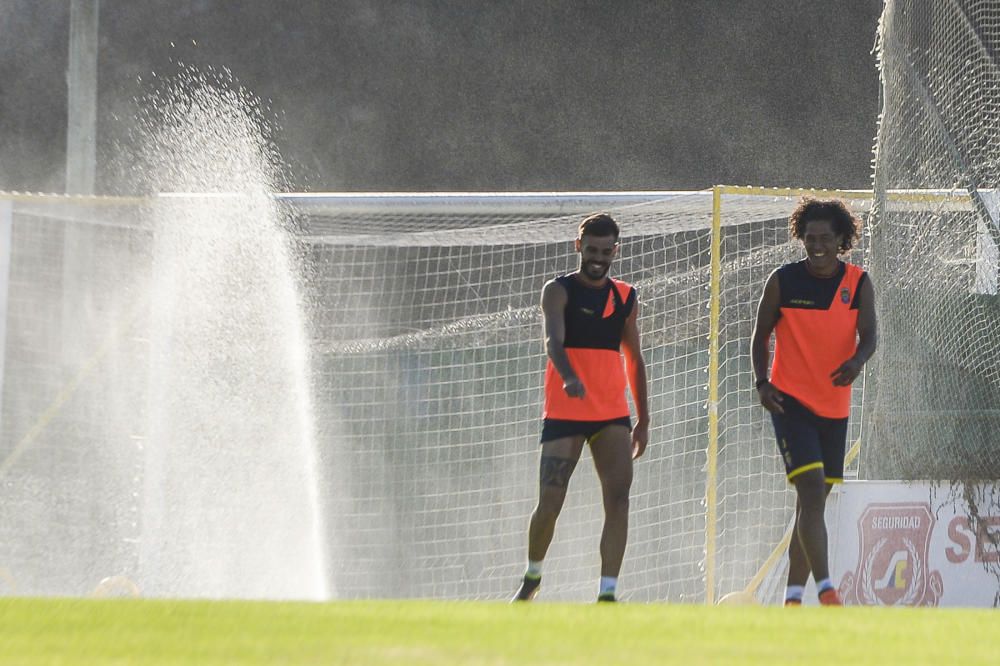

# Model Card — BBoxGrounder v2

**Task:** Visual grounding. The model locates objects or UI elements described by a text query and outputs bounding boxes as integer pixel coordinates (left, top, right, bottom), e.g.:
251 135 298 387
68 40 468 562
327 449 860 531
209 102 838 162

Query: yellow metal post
705 185 723 604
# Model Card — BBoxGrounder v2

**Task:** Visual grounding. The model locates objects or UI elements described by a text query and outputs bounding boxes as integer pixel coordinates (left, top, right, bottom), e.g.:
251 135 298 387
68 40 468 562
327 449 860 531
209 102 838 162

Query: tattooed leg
528 438 583 562
539 455 578 489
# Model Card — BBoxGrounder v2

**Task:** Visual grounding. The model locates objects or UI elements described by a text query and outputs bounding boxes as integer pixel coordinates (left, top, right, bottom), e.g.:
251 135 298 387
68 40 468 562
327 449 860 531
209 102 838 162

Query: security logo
840 287 851 304
840 503 943 606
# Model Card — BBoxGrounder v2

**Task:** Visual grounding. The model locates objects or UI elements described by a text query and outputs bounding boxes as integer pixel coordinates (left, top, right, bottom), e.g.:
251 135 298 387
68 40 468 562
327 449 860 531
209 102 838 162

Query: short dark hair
789 197 860 253
578 213 620 240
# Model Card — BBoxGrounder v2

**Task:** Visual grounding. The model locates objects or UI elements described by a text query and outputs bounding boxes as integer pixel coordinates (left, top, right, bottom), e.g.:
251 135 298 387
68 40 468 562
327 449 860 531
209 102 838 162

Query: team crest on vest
839 503 943 606
840 287 851 304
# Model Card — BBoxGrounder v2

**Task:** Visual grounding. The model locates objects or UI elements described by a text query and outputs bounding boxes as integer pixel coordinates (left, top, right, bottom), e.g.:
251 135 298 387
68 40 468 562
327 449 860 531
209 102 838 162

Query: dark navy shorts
770 392 848 484
540 416 632 444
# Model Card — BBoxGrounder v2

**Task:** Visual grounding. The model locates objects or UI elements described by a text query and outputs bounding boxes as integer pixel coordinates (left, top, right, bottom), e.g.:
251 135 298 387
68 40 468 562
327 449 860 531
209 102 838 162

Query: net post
66 0 99 195
705 185 723 604
0 200 10 438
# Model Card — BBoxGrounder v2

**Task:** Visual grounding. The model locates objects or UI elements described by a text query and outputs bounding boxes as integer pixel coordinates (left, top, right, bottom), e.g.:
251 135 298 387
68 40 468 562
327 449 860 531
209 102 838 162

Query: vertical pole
0 201 11 437
66 0 99 195
705 185 723 604
64 0 100 359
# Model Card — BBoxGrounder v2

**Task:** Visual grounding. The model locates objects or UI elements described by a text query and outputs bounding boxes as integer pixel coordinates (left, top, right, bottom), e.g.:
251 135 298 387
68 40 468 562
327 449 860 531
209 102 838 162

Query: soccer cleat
783 598 802 607
511 574 541 602
596 592 617 603
818 588 843 606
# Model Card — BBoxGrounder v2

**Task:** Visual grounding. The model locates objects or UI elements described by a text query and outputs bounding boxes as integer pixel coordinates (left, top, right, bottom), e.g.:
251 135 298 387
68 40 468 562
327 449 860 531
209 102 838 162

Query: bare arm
541 280 584 398
832 275 878 386
620 301 649 459
751 270 784 413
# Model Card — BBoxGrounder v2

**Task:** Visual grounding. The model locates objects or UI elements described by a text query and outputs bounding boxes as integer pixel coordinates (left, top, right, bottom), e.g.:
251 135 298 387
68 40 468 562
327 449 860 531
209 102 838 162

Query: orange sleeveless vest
770 261 865 419
543 275 635 421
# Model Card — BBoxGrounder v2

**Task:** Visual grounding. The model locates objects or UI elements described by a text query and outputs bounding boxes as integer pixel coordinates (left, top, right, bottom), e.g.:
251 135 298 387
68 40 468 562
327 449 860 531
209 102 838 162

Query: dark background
1 1 884 194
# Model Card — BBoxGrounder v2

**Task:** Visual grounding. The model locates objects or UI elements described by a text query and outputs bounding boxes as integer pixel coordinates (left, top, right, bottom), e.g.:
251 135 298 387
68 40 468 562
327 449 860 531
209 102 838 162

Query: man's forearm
627 356 649 423
852 331 877 365
546 340 578 381
751 338 770 384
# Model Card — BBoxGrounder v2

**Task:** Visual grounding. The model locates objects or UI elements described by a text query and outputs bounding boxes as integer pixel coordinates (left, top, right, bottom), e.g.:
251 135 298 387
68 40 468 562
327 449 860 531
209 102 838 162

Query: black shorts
769 392 848 484
540 416 632 444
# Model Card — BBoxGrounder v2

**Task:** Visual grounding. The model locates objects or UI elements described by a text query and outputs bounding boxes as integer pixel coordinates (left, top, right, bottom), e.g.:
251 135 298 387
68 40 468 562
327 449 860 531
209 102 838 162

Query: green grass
0 598 995 665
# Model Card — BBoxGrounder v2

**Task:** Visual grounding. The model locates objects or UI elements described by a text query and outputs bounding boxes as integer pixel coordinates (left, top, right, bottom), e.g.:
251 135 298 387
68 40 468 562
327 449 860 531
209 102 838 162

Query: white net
0 197 148 596
0 194 327 599
298 192 715 602
863 0 1000 481
0 189 871 602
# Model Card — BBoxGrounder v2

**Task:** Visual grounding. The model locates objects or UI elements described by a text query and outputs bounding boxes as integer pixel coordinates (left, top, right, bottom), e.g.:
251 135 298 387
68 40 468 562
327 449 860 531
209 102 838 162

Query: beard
583 260 609 279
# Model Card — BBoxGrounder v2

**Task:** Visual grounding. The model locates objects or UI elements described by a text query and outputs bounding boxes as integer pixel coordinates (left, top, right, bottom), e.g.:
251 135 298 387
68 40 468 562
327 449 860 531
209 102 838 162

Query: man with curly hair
751 197 877 606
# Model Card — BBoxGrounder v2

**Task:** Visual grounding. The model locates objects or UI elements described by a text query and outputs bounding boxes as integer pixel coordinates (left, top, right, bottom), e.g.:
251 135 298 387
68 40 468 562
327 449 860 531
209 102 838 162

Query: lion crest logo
840 503 943 606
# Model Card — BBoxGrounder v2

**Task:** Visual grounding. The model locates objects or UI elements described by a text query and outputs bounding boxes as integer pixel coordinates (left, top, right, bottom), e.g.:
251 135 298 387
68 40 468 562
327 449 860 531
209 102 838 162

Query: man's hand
631 419 649 460
831 358 863 386
563 375 585 398
757 382 785 414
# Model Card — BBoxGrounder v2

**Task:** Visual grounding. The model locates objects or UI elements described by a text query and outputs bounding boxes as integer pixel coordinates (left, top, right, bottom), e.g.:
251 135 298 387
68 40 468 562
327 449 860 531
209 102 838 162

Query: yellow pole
705 185 723 604
716 185 968 205
717 185 873 199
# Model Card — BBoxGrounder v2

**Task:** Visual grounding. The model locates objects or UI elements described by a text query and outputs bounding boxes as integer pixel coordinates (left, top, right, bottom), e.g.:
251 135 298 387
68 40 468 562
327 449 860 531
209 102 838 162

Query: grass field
0 598 995 665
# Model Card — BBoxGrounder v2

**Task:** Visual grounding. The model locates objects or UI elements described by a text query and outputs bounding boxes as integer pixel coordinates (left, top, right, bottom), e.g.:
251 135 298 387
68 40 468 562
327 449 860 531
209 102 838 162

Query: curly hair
788 196 861 254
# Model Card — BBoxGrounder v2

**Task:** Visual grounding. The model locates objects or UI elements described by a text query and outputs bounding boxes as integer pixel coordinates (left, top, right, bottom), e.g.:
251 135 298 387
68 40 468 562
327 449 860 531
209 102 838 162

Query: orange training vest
770 261 865 419
543 275 635 421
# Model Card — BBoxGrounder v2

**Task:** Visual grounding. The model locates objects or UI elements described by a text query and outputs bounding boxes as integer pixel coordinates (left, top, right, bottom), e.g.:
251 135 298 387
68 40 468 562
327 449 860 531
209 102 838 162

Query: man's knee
602 484 630 514
535 487 568 521
794 472 828 511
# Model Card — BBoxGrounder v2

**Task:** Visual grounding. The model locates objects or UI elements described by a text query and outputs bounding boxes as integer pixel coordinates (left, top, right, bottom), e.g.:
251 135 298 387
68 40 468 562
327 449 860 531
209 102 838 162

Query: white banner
831 481 1000 607
976 190 999 295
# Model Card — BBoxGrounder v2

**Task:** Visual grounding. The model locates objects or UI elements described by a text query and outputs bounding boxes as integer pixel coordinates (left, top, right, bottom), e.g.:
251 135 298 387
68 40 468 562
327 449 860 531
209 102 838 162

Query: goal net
0 188 870 602
861 0 1000 482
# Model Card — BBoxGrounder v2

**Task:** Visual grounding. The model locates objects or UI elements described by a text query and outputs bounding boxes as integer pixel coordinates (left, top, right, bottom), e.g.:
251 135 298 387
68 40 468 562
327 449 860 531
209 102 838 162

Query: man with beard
512 213 649 603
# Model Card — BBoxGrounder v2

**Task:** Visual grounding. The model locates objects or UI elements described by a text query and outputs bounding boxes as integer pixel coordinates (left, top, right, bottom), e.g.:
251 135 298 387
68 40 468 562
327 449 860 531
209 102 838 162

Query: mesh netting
863 0 1000 481
0 190 870 602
